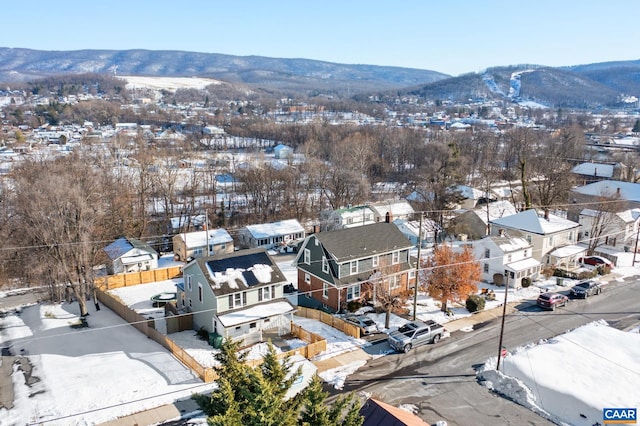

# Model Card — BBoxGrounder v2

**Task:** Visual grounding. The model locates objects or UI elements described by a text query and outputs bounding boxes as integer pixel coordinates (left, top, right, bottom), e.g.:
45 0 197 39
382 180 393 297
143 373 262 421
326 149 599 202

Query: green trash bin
556 277 564 286
208 332 223 348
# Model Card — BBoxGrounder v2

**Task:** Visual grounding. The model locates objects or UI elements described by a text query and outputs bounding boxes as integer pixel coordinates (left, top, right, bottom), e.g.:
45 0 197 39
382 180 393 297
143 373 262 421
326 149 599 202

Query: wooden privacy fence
95 266 183 291
295 305 362 338
97 289 327 383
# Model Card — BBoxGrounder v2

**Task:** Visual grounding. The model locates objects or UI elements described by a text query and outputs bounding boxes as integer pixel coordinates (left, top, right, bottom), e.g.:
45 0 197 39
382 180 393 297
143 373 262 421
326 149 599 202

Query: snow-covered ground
478 321 640 426
1 256 638 425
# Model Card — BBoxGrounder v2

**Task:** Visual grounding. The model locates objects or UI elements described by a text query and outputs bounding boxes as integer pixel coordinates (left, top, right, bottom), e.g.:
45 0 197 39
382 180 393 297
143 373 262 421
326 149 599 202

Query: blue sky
1 0 638 76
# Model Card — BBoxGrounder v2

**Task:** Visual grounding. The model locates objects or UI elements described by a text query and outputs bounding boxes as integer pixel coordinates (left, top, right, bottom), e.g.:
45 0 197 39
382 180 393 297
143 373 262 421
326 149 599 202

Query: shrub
521 277 531 288
466 294 486 313
196 327 209 341
347 300 362 313
597 265 612 275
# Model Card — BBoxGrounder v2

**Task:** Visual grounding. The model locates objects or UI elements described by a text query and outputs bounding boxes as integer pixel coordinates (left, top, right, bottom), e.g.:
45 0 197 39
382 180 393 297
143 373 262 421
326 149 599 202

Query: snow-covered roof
572 180 640 202
245 219 304 238
103 237 156 260
370 201 415 218
181 229 233 248
505 257 540 272
453 185 485 200
217 300 294 327
572 162 614 178
490 209 579 235
490 233 531 252
471 200 518 224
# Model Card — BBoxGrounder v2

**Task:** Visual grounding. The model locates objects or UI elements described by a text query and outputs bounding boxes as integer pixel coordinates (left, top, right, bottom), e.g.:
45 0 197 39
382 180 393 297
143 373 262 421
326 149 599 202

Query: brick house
294 222 415 312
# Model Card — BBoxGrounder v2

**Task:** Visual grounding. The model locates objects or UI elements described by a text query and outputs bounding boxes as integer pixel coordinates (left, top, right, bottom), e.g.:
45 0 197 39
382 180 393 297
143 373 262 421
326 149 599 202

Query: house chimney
544 209 549 220
385 211 393 223
499 228 505 237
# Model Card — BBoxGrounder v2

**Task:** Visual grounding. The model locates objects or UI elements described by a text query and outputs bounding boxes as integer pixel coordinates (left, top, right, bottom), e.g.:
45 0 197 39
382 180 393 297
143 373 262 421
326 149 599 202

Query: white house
239 219 305 251
369 200 415 222
490 209 582 268
172 229 234 261
462 230 540 288
393 218 442 248
578 208 640 259
102 237 159 275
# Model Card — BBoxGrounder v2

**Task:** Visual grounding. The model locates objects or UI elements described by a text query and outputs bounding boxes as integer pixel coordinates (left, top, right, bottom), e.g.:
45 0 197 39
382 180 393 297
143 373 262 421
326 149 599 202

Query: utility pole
496 270 510 370
413 213 423 321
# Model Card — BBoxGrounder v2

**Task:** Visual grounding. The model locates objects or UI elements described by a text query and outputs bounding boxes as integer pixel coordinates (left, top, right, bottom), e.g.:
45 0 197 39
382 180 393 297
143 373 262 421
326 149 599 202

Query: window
188 298 192 308
250 322 257 329
322 257 329 273
304 273 311 284
484 249 490 259
372 255 379 268
350 260 358 274
524 249 528 257
526 235 532 243
548 236 554 247
484 263 489 273
304 249 310 265
198 284 203 303
409 270 415 279
507 254 512 262
221 244 226 250
262 286 271 301
193 247 203 255
234 293 241 307
346 284 361 301
392 251 400 264
186 275 192 291
390 276 400 289
323 283 329 299
231 292 247 308
347 217 353 225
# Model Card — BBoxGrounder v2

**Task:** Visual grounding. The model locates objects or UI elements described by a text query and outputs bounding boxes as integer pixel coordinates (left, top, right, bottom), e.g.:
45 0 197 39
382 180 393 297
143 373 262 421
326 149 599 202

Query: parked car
579 255 614 269
570 280 603 298
536 292 569 310
387 320 445 353
344 315 379 335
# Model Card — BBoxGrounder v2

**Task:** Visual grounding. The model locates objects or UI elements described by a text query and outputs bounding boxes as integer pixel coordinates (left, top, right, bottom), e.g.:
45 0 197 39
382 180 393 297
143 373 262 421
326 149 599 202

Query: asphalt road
332 277 640 426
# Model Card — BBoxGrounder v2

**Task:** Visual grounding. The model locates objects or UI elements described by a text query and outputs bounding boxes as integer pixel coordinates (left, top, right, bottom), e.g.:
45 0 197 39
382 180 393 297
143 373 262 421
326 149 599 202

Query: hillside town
1 74 640 426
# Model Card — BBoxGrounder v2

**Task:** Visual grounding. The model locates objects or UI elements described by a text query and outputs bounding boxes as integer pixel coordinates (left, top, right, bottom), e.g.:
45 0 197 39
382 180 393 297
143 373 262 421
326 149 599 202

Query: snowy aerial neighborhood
1 75 640 426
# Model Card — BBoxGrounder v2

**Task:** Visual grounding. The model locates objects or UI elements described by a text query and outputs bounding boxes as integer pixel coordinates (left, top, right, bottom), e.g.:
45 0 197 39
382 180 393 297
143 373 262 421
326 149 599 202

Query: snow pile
478 321 640 426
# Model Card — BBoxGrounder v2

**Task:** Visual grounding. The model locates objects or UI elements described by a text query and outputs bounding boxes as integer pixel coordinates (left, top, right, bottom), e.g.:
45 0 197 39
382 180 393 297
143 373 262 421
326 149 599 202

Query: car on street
579 255 614 269
344 314 379 335
387 320 445 353
536 292 569 310
570 280 603 298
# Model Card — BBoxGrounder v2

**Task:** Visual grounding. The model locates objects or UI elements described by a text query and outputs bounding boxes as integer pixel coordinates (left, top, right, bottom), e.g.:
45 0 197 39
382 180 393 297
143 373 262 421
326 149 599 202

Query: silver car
387 320 444 353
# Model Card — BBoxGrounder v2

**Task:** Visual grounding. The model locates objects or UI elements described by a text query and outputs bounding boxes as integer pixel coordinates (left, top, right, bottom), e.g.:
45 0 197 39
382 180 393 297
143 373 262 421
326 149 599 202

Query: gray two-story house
294 222 415 312
178 248 295 343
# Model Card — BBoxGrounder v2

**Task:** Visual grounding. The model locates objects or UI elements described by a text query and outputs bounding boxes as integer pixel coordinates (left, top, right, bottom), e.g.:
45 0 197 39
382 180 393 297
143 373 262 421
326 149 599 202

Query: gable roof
191 248 286 296
490 209 579 235
315 222 412 262
468 200 518 225
103 237 157 260
572 162 615 178
180 229 233 248
572 180 640 202
369 201 415 218
244 219 304 238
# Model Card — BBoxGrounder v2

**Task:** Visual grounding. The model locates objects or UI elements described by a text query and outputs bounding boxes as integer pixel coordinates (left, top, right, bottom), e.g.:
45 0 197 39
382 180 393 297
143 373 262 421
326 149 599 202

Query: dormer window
392 251 400 264
304 249 310 265
322 257 329 273
350 260 358 274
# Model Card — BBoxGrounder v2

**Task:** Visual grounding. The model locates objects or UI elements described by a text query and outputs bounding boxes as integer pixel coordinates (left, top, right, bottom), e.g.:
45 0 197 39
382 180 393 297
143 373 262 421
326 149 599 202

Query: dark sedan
570 280 603 298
